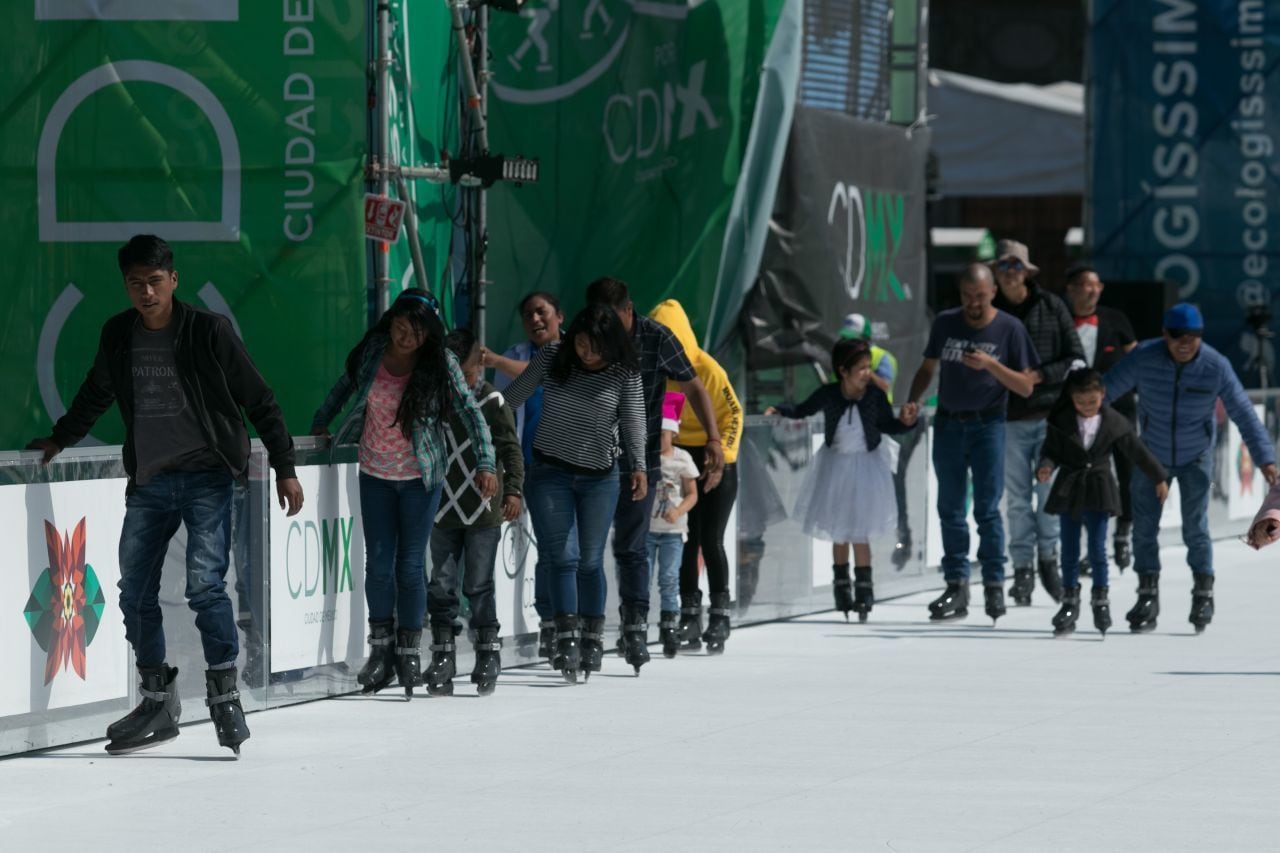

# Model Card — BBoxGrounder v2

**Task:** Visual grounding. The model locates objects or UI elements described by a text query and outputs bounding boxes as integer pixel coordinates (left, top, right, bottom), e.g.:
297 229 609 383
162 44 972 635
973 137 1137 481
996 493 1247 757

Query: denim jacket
310 336 494 487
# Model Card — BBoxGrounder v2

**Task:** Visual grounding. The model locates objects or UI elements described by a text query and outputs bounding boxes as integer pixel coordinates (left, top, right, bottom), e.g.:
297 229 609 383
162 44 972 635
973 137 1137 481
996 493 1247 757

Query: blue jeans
646 531 684 612
932 415 1007 584
526 460 620 618
524 469 576 621
1004 419 1059 566
1131 452 1213 576
359 473 443 630
118 470 237 668
427 524 501 630
1060 511 1110 589
614 469 662 610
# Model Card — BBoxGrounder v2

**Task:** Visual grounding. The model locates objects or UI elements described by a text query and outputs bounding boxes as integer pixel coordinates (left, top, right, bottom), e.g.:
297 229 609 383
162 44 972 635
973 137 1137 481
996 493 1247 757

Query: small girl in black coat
1036 369 1168 636
767 338 920 621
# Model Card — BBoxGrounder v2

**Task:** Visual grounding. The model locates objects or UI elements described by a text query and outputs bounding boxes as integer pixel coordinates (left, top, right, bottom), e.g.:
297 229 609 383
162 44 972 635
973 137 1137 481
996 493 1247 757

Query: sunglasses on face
995 259 1024 272
1167 328 1203 340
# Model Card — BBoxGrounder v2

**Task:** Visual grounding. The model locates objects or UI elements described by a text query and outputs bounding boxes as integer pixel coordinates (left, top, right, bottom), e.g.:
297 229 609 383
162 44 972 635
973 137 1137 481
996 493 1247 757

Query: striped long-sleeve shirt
502 342 647 473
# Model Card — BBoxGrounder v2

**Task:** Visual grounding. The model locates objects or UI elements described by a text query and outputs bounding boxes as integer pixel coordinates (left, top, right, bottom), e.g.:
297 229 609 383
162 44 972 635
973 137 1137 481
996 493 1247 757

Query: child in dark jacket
767 338 920 621
425 329 525 696
1036 369 1168 637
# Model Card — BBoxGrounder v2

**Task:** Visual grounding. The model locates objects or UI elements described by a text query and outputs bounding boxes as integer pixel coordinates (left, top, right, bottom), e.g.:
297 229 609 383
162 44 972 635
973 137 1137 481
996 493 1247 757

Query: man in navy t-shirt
908 263 1037 623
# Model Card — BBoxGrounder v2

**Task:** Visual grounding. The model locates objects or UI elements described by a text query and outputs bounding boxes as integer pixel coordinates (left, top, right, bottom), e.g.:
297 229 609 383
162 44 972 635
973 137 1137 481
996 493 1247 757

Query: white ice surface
2 540 1278 852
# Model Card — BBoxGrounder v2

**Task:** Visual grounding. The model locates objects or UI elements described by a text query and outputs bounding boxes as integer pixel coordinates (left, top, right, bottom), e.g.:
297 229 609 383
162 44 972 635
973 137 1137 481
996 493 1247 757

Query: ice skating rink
3 539 1278 852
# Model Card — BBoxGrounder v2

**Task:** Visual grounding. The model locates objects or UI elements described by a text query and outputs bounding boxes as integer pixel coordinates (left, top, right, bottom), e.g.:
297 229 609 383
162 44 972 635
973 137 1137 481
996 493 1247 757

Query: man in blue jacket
1105 303 1278 633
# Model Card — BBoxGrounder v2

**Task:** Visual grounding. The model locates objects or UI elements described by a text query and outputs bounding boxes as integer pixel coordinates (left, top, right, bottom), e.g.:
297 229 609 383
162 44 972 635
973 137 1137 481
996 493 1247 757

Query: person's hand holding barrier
25 436 61 464
277 477 304 516
501 494 522 522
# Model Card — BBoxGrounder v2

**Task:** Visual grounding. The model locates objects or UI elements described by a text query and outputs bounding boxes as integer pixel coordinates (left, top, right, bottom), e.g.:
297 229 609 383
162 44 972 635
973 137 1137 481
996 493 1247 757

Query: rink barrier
1 400 1270 757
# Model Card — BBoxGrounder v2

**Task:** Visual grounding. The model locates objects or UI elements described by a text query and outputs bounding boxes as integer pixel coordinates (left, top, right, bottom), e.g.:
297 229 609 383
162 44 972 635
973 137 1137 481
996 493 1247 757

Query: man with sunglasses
1105 303 1277 633
991 240 1085 608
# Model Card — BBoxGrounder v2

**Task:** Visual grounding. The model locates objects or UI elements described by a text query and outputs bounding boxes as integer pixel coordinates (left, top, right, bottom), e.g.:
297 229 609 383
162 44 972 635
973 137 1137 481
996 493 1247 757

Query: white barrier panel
494 513 540 636
0 478 130 717
269 463 367 674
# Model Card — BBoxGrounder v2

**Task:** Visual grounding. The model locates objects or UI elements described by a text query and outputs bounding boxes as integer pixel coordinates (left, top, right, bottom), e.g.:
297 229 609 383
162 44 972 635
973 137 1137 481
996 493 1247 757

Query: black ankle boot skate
928 581 969 621
1052 587 1080 637
853 566 875 622
703 592 732 654
1127 573 1160 633
1189 573 1215 634
395 629 422 700
357 620 397 694
1091 586 1112 636
105 664 181 755
538 619 555 665
984 584 1006 625
620 606 650 674
1113 521 1132 571
832 562 854 620
658 610 680 658
424 623 458 696
1038 556 1064 603
1009 567 1034 606
553 614 581 683
471 627 502 696
205 667 250 756
679 591 703 651
580 616 606 680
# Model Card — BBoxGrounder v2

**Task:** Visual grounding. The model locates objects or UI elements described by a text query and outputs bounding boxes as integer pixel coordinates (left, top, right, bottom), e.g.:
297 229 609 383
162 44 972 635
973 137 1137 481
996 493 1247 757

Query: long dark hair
345 288 452 439
550 302 637 384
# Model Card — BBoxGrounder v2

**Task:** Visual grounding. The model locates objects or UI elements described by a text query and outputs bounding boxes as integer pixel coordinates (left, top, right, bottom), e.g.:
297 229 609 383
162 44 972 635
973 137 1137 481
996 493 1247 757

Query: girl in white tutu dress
767 338 920 621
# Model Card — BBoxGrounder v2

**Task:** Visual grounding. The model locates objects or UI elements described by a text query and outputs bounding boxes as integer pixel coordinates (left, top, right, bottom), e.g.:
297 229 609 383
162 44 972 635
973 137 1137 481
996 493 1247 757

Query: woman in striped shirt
503 303 648 683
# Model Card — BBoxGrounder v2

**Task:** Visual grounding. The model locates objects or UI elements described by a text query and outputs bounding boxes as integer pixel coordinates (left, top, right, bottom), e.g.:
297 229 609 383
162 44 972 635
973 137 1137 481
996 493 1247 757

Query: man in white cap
991 239 1084 608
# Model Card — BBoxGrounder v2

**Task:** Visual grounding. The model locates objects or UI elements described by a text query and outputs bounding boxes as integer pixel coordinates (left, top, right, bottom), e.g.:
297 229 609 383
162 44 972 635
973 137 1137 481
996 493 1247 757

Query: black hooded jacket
996 282 1086 421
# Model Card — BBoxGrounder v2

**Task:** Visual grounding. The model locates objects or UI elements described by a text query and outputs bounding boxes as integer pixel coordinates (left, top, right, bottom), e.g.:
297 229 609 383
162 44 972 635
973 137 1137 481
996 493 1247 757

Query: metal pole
396 174 432 300
374 0 393 314
448 0 490 339
475 3 490 345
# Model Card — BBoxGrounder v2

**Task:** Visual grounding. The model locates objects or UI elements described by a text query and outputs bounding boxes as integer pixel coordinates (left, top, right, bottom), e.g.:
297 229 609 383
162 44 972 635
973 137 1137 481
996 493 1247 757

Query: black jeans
678 446 739 597
427 524 501 630
613 468 662 611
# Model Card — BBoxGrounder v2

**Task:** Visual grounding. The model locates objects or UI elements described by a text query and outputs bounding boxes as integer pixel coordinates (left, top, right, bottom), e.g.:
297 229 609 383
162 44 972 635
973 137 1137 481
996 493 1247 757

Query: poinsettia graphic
23 518 105 685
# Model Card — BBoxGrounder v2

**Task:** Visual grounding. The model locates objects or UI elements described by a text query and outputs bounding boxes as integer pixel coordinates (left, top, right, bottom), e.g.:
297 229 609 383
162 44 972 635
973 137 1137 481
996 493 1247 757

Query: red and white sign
363 193 405 243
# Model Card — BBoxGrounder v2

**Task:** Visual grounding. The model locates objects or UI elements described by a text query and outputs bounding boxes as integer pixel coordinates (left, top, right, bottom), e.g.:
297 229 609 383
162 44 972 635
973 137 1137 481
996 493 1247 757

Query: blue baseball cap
1163 303 1204 332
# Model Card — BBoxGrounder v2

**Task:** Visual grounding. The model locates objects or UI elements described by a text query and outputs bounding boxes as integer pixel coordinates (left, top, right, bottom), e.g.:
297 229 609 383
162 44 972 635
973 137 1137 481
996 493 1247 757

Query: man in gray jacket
992 239 1085 607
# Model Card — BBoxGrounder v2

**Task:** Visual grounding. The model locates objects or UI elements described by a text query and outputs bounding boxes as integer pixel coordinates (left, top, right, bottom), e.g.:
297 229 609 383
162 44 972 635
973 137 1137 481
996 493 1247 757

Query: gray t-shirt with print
131 320 223 484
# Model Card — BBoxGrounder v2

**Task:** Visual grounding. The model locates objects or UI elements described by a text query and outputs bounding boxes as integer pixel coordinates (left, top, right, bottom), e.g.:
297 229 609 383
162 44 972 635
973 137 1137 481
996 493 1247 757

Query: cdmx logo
827 182 910 303
23 518 106 686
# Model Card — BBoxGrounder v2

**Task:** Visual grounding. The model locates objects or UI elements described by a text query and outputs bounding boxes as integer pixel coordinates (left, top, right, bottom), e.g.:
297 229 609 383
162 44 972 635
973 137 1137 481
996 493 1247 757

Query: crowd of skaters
23 233 1280 758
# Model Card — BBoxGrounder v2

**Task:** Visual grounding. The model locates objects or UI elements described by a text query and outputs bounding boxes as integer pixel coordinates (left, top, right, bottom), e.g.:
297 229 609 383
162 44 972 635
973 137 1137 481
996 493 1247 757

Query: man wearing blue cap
1104 303 1278 633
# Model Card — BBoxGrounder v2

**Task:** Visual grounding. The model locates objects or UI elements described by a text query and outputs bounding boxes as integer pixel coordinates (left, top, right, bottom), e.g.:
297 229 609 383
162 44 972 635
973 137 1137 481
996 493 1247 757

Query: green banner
484 0 787 351
0 2 367 448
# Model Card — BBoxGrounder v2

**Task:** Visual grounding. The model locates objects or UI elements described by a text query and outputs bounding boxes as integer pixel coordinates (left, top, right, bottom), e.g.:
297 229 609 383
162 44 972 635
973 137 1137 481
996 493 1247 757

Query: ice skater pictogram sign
364 193 405 243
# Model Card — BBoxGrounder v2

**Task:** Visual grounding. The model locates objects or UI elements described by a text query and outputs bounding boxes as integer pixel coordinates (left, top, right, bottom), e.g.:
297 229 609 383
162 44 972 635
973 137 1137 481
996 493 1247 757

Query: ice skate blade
1129 622 1157 634
857 612 869 623
426 681 454 697
662 648 677 659
1052 627 1076 637
562 668 578 684
104 730 178 755
928 608 968 622
1193 624 1207 635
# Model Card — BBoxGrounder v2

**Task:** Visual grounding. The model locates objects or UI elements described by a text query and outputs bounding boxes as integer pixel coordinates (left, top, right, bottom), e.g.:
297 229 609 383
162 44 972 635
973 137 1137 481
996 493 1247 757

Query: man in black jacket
991 240 1085 607
1064 263 1138 568
28 235 302 757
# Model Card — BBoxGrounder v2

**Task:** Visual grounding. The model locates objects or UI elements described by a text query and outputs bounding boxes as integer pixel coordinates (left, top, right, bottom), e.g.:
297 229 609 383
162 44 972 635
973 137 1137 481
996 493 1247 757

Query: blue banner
1090 0 1280 383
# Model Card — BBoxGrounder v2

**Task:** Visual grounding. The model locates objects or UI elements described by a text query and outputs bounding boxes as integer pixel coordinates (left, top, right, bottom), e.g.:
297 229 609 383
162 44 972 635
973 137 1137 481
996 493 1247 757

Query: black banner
742 105 931 399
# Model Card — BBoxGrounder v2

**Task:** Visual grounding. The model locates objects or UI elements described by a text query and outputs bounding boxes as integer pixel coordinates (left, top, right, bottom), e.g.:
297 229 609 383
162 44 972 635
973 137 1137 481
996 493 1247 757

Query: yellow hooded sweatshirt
650 299 742 464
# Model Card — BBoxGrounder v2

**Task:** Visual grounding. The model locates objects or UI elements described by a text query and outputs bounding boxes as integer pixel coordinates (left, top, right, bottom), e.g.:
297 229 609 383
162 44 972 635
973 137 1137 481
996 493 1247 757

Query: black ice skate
832 563 854 620
1189 573 1214 634
1038 556 1064 604
553 614 581 683
984 584 1006 625
620 606 650 674
928 581 969 621
1127 573 1160 633
395 629 422 700
1009 567 1034 606
471 627 501 696
357 620 397 694
580 616 606 680
658 610 680 659
703 592 732 654
853 566 875 623
424 623 458 696
205 667 250 757
1091 586 1112 636
105 665 181 755
679 591 703 651
1052 587 1080 637
1113 521 1132 571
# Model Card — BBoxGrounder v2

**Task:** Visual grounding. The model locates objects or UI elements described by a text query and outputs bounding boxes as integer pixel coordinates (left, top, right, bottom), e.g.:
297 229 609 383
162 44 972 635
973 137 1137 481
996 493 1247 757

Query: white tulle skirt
793 439 899 544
